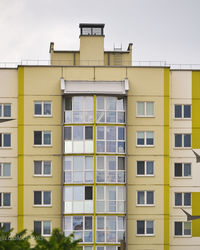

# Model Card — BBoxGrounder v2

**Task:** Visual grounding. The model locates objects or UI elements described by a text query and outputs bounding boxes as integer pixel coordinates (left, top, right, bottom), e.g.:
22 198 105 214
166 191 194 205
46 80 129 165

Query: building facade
0 23 200 250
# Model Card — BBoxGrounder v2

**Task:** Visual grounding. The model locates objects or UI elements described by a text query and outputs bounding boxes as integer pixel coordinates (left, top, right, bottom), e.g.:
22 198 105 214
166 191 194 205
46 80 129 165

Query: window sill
173 147 192 150
174 235 192 238
0 147 12 150
136 145 155 148
136 116 155 118
33 145 52 147
136 204 155 207
0 177 12 179
174 118 191 120
173 176 192 179
136 175 154 177
33 175 52 177
136 234 155 237
174 206 192 208
33 205 52 207
33 115 52 118
0 206 12 209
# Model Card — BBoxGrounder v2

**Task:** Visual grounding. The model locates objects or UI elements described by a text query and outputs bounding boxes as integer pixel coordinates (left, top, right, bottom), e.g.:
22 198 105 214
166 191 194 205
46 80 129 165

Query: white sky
0 0 200 64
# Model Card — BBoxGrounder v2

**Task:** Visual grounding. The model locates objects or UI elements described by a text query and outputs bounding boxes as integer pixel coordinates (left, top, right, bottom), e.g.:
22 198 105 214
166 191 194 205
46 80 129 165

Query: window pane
85 127 93 140
146 102 154 116
65 96 72 110
44 191 51 205
73 97 83 111
74 172 83 183
184 222 191 235
34 191 41 205
118 112 125 123
73 216 83 230
97 111 105 122
97 186 104 199
34 161 42 175
85 97 93 111
73 111 83 123
97 172 105 182
106 127 116 140
175 222 182 235
73 126 83 140
97 97 104 110
118 142 125 153
175 163 182 177
147 191 154 204
184 134 191 147
175 134 182 147
107 156 116 170
0 105 2 117
107 217 116 230
43 221 51 235
85 187 93 200
85 216 92 230
118 157 125 170
34 221 41 234
137 161 144 175
3 193 10 206
35 102 42 115
44 132 51 145
137 102 144 116
137 221 144 234
118 127 125 140
84 231 92 242
146 132 154 145
97 127 104 139
184 163 191 177
74 156 83 171
44 102 51 115
3 223 10 232
4 104 11 117
184 193 191 206
92 27 102 35
106 111 116 123
137 191 144 204
97 157 104 169
106 97 116 110
85 157 93 170
82 27 92 35
4 134 11 147
34 131 42 145
184 105 191 118
146 221 153 234
44 161 51 175
3 163 11 177
106 141 116 152
97 217 104 229
175 105 182 118
64 127 71 140
74 187 84 200
97 141 105 152
117 98 124 110
97 231 105 242
137 132 144 145
175 193 182 206
64 187 72 201
146 161 154 175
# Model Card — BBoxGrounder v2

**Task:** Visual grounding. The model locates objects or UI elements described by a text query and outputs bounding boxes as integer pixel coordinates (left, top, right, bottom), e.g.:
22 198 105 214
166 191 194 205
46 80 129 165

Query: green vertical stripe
18 67 24 231
164 68 169 250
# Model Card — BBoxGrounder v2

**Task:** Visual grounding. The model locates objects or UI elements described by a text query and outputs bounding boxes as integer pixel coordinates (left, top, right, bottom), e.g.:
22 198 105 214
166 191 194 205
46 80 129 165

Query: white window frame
33 191 52 206
174 104 191 119
0 133 11 148
34 131 52 146
33 161 52 177
63 216 93 243
136 191 154 206
136 220 154 236
0 104 11 118
96 156 126 183
174 192 191 207
136 161 154 176
34 220 51 236
0 222 11 231
136 101 154 117
174 162 191 178
174 221 192 237
0 192 11 207
34 101 52 117
0 163 11 178
174 133 191 148
136 131 154 147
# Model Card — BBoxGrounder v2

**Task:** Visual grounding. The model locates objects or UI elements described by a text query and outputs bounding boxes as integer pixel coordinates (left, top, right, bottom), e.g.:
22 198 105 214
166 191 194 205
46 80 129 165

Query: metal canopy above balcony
60 78 129 95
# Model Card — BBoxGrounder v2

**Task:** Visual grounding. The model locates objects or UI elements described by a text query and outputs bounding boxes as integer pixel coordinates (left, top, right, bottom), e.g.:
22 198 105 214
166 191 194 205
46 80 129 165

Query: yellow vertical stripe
192 192 200 237
18 67 24 231
164 68 170 250
192 71 200 148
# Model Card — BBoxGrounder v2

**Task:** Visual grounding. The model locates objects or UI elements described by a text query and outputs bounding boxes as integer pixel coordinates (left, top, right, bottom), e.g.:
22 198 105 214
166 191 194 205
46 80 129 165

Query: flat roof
79 23 105 28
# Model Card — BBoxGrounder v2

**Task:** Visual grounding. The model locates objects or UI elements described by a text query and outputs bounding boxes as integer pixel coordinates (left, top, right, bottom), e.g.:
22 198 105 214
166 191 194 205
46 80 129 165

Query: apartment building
0 23 200 250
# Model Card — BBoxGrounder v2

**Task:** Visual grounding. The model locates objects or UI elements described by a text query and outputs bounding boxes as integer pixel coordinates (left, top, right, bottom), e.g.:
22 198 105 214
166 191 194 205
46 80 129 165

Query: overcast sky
0 0 200 65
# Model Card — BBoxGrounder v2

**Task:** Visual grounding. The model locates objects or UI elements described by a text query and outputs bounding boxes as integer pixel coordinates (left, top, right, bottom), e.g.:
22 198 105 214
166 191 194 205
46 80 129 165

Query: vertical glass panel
3 134 11 147
73 97 83 111
106 141 116 153
74 186 84 200
184 163 191 176
0 104 2 117
34 191 41 205
85 187 93 200
64 187 72 201
4 104 11 117
146 221 153 234
64 216 71 230
118 127 125 140
147 191 154 204
118 157 125 170
137 102 144 116
175 222 182 235
74 172 83 183
146 161 154 175
97 171 105 182
175 105 182 118
137 191 144 204
175 163 182 177
184 193 191 206
97 217 104 229
85 127 93 140
97 97 104 110
84 231 92 242
117 98 124 110
44 191 51 205
85 97 93 110
34 102 42 115
44 161 51 175
118 186 125 200
97 157 104 169
65 96 72 110
146 132 154 145
92 27 102 35
184 222 191 235
44 102 51 115
96 231 105 242
118 142 125 153
97 127 104 139
74 157 83 171
73 216 83 230
3 163 11 177
137 221 144 234
184 105 191 118
34 161 42 175
65 111 72 123
106 111 116 123
85 216 92 229
34 221 41 234
137 132 144 145
146 102 154 116
97 186 104 199
107 217 116 230
85 157 93 170
73 127 83 140
64 127 72 140
118 217 125 230
85 171 93 182
97 141 105 152
106 127 116 140
184 134 191 147
73 111 83 123
175 193 182 206
118 112 125 123
107 186 116 200
64 157 72 170
44 132 51 145
106 97 116 110
97 111 105 122
107 156 116 170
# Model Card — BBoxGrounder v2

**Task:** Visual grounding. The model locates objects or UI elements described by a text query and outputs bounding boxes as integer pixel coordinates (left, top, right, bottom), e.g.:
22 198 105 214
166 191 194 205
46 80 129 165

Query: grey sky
0 0 200 64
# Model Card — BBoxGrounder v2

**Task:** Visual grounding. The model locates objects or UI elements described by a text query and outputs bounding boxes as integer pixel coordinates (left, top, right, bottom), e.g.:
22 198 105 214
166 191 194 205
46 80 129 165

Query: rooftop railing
0 60 200 70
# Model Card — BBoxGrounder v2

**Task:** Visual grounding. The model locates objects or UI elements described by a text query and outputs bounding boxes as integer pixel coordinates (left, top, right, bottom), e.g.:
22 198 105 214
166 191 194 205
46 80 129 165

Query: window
63 216 93 242
0 163 11 177
137 161 154 176
96 216 125 243
96 186 125 213
34 131 51 146
96 96 125 124
0 133 11 148
136 102 154 117
34 161 51 176
81 27 103 36
34 221 51 236
0 222 10 232
0 104 11 118
0 193 11 207
96 126 125 153
64 186 93 213
34 191 51 206
64 126 93 153
64 156 93 184
137 220 154 235
96 156 125 183
136 131 154 146
137 191 154 206
65 96 93 123
174 105 191 119
174 192 191 207
174 222 191 236
174 163 191 177
34 101 52 116
174 134 191 148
